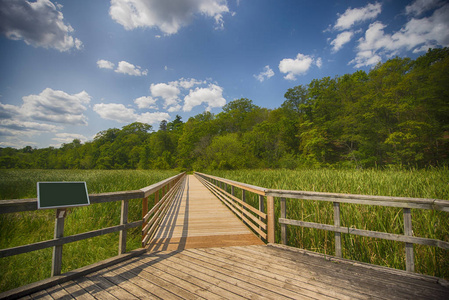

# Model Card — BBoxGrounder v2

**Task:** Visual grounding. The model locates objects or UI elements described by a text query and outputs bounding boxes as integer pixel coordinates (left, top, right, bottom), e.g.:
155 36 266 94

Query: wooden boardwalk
10 174 449 299
22 245 448 299
147 175 264 251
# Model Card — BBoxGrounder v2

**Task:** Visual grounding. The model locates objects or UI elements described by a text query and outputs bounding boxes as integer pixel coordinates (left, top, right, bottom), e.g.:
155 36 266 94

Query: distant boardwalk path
148 175 264 251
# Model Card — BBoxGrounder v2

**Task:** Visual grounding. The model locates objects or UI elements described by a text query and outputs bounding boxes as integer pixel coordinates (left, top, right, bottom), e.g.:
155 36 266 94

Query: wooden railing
194 172 449 273
0 172 185 278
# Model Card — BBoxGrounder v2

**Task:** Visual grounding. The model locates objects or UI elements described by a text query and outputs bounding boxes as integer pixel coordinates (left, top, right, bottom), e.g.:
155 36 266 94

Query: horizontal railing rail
194 172 449 274
0 172 185 279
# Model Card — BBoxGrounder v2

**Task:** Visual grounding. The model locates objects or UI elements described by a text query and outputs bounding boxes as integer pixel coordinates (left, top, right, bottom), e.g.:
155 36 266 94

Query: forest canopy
1 48 448 170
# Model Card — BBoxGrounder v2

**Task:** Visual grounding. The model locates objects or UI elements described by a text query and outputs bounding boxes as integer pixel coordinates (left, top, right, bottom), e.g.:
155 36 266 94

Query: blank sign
37 182 90 209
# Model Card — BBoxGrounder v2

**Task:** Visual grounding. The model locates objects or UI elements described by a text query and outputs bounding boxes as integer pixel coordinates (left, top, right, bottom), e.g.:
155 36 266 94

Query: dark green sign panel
37 182 90 209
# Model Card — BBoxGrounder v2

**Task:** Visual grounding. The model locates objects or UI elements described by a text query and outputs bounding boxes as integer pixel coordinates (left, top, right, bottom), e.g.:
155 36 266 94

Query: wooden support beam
334 202 342 257
119 199 128 255
267 196 275 244
280 197 287 245
51 208 66 277
404 208 415 272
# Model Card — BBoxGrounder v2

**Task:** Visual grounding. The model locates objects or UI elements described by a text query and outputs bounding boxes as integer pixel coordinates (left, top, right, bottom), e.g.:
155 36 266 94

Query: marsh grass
0 169 178 292
210 168 449 279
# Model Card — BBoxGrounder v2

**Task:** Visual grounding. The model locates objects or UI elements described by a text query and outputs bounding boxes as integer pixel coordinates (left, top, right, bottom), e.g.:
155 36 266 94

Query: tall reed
209 168 449 279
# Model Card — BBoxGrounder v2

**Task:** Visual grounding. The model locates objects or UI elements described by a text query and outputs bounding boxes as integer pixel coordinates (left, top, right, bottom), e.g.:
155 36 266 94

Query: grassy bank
208 168 449 279
0 169 178 293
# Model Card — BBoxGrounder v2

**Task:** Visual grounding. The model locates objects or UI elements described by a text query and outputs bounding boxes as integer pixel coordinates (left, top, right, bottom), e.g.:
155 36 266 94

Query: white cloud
0 88 90 127
97 59 115 69
173 78 205 89
315 57 323 68
254 65 275 82
134 96 157 109
405 0 443 16
109 0 231 35
350 4 449 68
183 84 226 112
150 83 181 109
93 103 169 124
20 88 90 125
115 61 148 76
331 31 354 52
0 119 61 135
52 133 88 145
0 0 82 51
279 53 315 80
334 2 382 31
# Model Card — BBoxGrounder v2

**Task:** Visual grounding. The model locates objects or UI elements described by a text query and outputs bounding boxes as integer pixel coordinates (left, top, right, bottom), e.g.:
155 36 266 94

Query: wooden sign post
37 182 90 276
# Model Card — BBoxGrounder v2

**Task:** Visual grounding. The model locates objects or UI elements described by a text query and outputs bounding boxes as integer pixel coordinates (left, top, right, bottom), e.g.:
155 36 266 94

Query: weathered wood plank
0 221 143 258
59 281 96 300
279 218 449 250
73 276 119 300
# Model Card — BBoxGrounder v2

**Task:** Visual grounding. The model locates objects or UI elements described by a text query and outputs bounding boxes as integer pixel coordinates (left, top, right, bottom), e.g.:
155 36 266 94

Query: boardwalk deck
22 244 449 299
6 174 449 299
147 175 264 251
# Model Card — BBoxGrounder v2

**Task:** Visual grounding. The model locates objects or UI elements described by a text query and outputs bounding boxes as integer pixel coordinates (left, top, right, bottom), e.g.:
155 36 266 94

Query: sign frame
37 181 90 209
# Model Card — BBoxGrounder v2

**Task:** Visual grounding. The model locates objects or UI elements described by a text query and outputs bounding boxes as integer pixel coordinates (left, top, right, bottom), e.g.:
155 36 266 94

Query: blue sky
1 0 448 148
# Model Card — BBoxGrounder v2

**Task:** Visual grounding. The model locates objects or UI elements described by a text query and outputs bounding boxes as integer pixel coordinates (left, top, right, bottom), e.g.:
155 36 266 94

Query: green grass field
209 168 449 279
0 169 178 293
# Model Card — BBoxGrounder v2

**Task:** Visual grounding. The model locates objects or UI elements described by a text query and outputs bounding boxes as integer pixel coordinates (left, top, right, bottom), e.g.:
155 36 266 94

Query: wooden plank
160 251 277 299
59 281 96 300
0 221 142 258
44 284 73 299
180 249 313 299
248 245 449 299
74 276 119 300
199 247 355 300
84 270 139 299
0 248 145 300
279 218 449 250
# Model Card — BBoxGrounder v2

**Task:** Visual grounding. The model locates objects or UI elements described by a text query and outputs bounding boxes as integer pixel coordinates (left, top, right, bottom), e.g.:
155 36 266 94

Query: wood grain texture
23 245 449 300
147 175 264 252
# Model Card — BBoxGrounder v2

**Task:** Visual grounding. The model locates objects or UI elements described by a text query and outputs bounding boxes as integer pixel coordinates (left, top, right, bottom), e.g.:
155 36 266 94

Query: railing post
231 186 235 196
155 190 159 204
259 195 265 238
267 196 275 243
242 190 246 203
404 208 415 272
280 197 287 245
333 202 342 257
51 208 66 277
142 196 148 228
119 199 128 255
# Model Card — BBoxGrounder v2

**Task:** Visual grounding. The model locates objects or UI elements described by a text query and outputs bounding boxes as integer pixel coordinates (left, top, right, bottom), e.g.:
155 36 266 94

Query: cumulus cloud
1 88 91 127
350 4 449 68
150 83 181 109
115 61 148 76
93 103 169 124
334 2 382 31
183 84 226 112
331 31 354 52
97 59 115 69
0 0 82 51
109 0 231 34
254 65 275 82
279 53 320 80
134 96 157 109
405 0 443 16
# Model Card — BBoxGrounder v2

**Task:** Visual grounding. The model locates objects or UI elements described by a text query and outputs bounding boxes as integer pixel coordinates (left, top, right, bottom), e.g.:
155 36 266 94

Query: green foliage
1 49 449 170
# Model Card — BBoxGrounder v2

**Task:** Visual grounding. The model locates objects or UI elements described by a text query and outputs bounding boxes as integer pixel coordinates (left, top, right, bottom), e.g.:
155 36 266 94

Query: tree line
1 48 448 170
